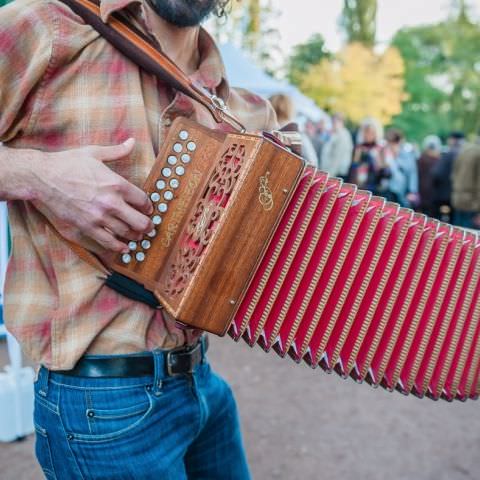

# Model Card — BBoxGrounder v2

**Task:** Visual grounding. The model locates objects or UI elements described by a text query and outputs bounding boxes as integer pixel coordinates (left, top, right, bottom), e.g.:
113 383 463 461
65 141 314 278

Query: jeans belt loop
152 350 165 395
201 334 208 363
37 366 50 398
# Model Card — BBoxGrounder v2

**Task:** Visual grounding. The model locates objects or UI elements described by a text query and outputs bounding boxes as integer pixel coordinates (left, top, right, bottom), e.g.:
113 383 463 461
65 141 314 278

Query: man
382 128 419 208
417 135 442 217
306 118 328 164
0 0 277 478
431 131 465 221
320 113 353 179
452 137 480 230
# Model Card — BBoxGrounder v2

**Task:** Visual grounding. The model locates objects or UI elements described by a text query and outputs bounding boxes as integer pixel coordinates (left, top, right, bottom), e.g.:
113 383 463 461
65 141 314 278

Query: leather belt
57 336 208 378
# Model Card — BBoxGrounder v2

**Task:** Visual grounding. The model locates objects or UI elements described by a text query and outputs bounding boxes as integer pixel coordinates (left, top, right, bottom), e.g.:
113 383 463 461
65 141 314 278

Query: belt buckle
166 341 202 377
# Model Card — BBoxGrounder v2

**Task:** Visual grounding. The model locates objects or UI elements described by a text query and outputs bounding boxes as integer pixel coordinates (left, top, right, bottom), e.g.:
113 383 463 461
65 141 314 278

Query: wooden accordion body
107 118 480 402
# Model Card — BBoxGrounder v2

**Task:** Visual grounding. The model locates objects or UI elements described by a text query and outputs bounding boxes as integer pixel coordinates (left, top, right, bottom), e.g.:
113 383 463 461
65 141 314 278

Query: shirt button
164 118 172 127
67 433 74 441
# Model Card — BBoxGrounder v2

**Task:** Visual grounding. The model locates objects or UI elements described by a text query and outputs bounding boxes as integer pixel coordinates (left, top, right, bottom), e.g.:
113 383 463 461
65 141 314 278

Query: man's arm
0 3 153 254
0 141 153 253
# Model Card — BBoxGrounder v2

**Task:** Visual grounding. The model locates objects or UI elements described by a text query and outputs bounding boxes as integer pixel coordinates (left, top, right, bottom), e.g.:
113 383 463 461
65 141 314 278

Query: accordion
105 118 480 402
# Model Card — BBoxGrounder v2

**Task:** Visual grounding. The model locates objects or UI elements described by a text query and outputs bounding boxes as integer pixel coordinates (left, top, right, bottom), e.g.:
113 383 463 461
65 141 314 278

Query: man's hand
37 139 154 253
31 139 153 253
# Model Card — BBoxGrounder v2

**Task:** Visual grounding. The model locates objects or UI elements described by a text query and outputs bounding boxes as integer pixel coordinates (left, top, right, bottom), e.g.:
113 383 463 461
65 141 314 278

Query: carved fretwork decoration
164 143 247 296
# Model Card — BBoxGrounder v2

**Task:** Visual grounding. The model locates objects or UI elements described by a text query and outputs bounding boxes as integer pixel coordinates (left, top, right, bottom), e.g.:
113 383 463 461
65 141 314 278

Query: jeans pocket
67 384 154 443
34 424 57 480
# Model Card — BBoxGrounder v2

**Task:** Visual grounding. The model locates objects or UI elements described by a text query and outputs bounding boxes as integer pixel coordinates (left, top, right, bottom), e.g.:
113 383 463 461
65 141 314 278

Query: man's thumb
95 138 135 162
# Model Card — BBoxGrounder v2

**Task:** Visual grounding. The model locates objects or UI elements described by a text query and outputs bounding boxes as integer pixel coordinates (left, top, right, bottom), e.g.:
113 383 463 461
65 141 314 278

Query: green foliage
341 0 377 47
210 0 281 75
300 43 406 125
391 7 480 142
287 34 331 85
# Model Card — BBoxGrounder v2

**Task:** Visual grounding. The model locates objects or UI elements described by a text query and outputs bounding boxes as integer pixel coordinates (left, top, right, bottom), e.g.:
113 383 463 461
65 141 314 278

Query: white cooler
0 202 35 442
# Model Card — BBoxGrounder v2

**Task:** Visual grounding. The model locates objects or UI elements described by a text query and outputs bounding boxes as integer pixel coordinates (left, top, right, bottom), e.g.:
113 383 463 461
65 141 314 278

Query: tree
300 43 406 125
341 0 378 47
208 0 281 75
391 5 480 142
287 34 331 86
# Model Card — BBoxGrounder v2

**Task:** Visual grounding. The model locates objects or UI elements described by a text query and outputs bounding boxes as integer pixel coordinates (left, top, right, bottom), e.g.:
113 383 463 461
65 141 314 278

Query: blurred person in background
431 131 465 221
418 135 442 217
308 118 329 161
452 136 480 229
349 117 388 194
320 113 353 180
269 93 319 167
382 128 419 208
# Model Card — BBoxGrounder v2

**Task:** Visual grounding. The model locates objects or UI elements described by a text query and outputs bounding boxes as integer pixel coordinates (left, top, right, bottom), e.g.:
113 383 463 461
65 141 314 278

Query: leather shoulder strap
58 0 245 132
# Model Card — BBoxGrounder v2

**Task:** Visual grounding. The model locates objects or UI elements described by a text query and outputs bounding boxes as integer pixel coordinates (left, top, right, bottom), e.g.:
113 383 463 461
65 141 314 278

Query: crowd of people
269 93 480 231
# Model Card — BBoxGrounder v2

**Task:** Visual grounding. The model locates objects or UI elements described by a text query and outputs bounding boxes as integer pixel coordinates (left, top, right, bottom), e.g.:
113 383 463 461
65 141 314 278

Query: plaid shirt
0 0 277 369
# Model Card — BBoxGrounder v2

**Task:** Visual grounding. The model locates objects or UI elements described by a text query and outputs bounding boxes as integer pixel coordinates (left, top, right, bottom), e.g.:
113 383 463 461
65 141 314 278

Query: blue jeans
33 354 251 479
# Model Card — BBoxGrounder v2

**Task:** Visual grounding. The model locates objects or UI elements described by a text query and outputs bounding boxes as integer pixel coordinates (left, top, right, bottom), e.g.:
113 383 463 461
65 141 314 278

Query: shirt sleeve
0 1 55 142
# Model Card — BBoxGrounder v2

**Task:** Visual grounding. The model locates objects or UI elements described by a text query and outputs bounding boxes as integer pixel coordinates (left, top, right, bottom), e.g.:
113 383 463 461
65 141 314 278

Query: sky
274 0 480 53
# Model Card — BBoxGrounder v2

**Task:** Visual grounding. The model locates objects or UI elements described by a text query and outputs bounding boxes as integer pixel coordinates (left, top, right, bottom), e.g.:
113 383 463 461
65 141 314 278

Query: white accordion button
122 253 132 264
156 180 166 190
186 141 196 152
181 153 191 164
164 190 174 201
141 240 151 250
150 192 160 202
128 241 137 251
152 215 162 225
136 252 145 262
179 130 188 140
167 156 177 166
158 203 168 213
173 143 182 153
162 167 172 178
170 179 180 189
147 229 157 238
175 166 185 176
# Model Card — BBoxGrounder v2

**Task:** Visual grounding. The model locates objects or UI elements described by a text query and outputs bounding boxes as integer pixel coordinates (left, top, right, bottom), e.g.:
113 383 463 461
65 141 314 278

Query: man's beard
148 0 219 27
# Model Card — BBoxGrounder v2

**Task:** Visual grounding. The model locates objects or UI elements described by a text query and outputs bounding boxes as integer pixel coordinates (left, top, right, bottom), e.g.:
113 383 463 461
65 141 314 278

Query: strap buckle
209 94 246 133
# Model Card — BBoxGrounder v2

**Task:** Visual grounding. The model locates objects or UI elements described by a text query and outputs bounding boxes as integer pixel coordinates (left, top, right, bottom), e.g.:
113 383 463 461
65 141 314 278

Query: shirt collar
99 0 229 98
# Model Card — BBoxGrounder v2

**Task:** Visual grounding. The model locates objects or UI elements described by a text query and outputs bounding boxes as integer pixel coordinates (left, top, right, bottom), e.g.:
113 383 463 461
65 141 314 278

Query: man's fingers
103 216 143 242
90 226 129 253
91 138 136 162
114 202 154 234
121 181 153 215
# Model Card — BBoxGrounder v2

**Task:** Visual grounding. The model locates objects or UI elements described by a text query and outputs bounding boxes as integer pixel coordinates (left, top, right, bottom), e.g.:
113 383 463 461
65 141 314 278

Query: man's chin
148 0 218 28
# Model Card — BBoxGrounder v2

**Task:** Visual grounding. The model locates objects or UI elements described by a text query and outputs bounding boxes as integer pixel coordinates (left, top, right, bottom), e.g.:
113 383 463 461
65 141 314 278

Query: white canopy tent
218 43 328 123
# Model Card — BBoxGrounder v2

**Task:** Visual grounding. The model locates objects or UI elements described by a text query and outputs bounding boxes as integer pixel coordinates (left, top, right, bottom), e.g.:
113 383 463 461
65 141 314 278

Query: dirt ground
0 335 479 480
